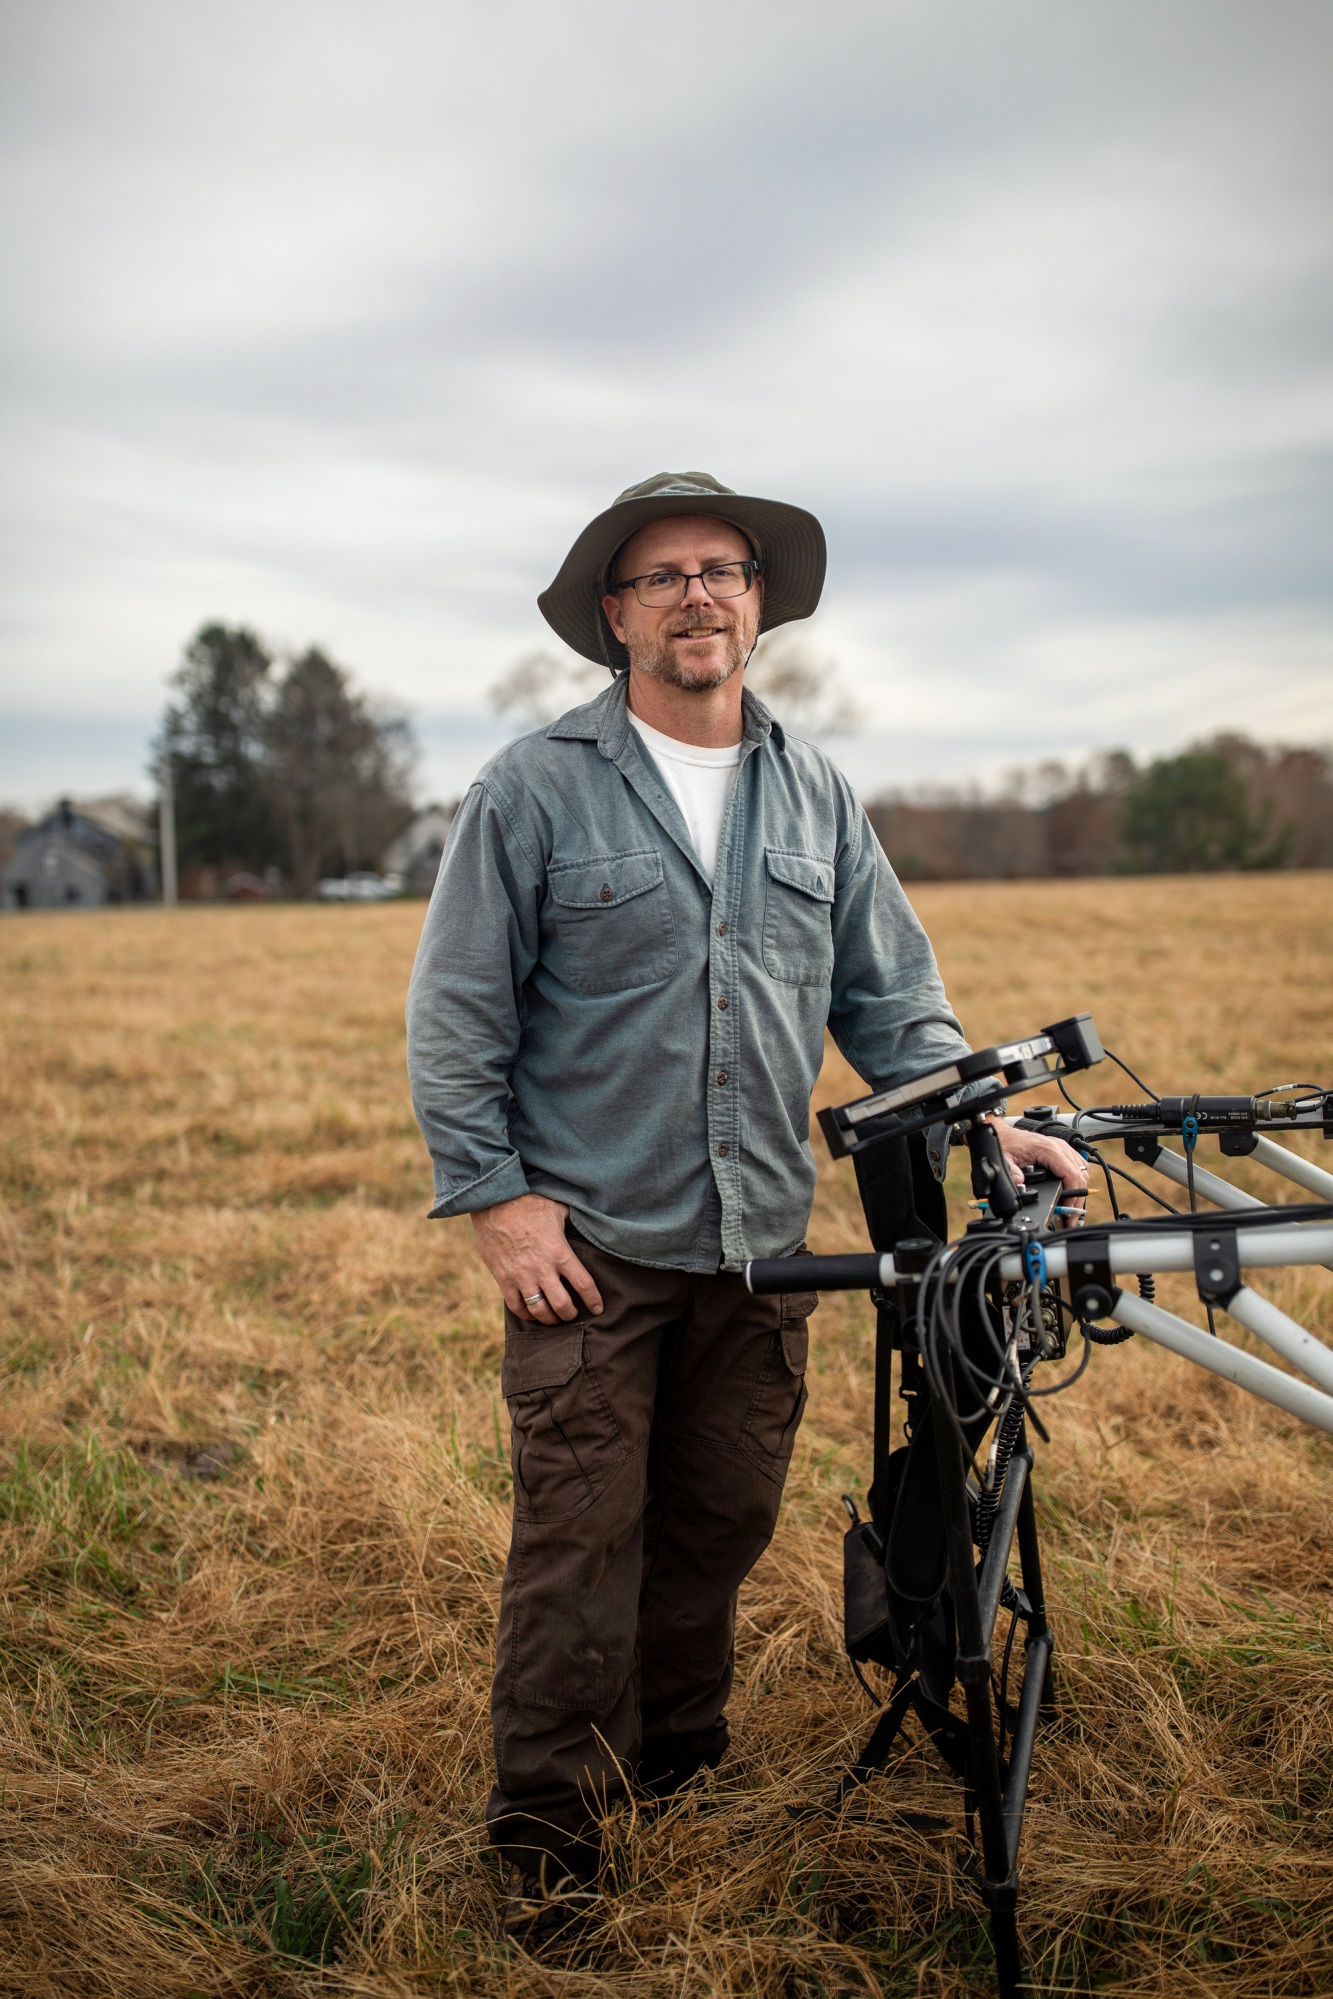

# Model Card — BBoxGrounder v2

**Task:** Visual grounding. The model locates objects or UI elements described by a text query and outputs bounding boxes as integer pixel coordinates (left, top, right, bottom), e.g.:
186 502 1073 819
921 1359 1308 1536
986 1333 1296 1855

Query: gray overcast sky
2 0 1330 810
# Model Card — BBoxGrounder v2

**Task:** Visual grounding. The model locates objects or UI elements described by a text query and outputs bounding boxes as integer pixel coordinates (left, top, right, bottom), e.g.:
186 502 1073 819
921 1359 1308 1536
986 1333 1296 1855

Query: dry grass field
2 874 1331 1998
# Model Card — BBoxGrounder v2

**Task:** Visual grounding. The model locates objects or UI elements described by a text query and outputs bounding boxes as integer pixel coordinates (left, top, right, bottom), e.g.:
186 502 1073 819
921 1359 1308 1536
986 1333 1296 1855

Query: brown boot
500 1862 600 1955
636 1719 730 1801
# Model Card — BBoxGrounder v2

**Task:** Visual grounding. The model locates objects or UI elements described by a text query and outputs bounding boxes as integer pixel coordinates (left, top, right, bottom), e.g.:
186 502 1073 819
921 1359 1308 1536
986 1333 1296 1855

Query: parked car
314 872 400 902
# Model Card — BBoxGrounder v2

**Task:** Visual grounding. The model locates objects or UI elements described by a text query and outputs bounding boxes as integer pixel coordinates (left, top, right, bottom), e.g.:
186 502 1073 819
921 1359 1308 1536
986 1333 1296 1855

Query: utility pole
159 756 178 907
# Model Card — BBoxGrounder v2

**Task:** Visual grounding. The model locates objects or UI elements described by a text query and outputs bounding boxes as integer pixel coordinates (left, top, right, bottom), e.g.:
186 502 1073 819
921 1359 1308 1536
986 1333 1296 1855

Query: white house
381 803 456 896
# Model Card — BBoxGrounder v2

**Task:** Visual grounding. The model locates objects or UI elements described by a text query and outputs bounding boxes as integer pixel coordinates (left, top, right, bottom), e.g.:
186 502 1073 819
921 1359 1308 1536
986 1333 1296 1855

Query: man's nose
680 572 712 606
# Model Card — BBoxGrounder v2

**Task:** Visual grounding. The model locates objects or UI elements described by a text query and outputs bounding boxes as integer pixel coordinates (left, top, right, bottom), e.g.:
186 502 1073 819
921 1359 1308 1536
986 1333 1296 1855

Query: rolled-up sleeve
825 806 1001 1184
406 781 543 1218
826 803 971 1090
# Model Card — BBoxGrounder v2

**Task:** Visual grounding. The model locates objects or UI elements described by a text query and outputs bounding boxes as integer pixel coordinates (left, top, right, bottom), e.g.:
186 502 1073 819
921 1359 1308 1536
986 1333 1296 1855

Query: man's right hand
470 1193 604 1325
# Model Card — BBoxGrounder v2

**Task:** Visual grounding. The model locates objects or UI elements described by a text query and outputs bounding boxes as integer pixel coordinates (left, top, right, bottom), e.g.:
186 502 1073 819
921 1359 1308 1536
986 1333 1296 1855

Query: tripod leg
932 1368 1023 1989
989 1902 1022 1999
840 1674 917 1795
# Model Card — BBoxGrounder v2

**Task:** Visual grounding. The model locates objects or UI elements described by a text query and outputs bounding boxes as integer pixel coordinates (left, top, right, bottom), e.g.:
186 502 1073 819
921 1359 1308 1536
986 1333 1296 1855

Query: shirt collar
545 672 786 756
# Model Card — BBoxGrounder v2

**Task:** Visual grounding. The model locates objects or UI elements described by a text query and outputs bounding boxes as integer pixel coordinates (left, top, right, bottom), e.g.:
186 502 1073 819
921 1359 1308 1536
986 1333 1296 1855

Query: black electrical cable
1088 1153 1183 1214
918 1241 1018 1453
917 1234 1062 1448
995 1607 1021 1765
1102 1047 1163 1102
1051 1198 1333 1241
1091 1144 1123 1220
1057 1074 1089 1115
910 1130 1332 1455
924 1196 1333 1441
1026 1327 1093 1397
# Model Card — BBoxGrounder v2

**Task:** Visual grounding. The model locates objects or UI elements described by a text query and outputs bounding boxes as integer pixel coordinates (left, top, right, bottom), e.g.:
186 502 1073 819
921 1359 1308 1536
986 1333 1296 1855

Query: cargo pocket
761 849 835 987
502 1323 625 1521
779 1241 819 1366
739 1310 811 1482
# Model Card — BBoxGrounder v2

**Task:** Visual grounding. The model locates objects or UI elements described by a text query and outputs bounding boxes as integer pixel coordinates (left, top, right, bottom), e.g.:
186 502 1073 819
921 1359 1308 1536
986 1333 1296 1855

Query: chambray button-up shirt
406 675 972 1272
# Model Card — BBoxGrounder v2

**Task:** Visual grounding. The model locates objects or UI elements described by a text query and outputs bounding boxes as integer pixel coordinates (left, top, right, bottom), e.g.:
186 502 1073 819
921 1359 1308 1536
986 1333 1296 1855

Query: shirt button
717 996 729 1010
599 885 613 902
718 922 728 935
717 1142 729 1156
716 1070 729 1085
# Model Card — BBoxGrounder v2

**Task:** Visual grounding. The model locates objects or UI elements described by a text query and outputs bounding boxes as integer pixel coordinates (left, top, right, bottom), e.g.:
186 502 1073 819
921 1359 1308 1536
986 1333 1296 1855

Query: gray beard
627 617 755 691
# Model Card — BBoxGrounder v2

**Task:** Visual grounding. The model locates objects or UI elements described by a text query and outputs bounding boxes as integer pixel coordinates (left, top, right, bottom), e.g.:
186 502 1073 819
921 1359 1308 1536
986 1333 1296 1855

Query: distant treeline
865 736 1333 880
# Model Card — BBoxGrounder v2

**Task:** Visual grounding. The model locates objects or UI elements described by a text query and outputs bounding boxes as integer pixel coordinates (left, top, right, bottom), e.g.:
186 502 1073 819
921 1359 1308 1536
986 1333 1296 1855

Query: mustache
667 613 734 636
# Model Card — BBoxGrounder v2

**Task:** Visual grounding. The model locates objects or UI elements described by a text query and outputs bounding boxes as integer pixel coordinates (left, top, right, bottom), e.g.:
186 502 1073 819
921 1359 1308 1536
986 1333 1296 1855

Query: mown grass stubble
1 873 1330 1996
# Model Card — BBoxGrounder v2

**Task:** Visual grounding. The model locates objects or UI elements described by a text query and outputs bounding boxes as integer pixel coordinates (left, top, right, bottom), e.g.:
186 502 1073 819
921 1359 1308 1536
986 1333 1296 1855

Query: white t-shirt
627 711 742 883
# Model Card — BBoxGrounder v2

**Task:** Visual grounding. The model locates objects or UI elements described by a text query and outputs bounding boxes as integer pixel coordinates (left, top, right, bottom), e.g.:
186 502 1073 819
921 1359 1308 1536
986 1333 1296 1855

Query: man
406 470 1084 1937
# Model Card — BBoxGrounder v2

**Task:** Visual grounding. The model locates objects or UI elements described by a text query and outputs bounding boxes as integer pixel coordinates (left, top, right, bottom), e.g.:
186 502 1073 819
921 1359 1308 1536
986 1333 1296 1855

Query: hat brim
538 491 827 670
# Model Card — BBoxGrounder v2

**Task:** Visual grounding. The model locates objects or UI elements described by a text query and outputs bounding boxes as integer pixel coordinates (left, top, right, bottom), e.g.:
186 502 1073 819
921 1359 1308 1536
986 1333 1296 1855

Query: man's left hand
987 1115 1088 1191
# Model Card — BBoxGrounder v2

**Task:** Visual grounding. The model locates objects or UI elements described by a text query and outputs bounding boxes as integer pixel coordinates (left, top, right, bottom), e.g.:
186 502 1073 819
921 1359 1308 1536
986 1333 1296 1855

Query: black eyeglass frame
609 559 763 606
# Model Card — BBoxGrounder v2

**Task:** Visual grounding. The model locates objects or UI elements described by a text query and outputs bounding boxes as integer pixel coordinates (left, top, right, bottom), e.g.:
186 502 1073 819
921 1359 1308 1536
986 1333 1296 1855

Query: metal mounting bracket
1193 1224 1241 1309
1066 1233 1121 1323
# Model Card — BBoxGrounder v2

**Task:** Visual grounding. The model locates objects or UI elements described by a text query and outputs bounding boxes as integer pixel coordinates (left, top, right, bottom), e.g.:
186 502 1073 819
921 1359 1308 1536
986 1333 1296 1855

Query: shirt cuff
427 1151 531 1219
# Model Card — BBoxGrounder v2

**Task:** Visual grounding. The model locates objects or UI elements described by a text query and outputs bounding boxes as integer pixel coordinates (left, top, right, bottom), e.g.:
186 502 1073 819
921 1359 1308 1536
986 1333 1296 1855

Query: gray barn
3 798 159 910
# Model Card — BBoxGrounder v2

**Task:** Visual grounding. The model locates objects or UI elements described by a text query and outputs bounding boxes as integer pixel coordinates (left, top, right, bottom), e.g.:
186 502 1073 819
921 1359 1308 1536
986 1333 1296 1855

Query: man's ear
602 592 627 644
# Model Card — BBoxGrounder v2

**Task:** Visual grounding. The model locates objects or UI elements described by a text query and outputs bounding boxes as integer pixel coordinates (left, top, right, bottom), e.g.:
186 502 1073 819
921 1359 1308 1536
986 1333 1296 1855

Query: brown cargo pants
487 1223 816 1879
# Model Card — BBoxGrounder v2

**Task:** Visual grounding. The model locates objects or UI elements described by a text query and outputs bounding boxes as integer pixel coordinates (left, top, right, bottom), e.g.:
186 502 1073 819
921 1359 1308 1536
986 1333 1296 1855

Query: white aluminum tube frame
1024 1111 1333 1207
852 1225 1333 1433
1140 1143 1260 1213
1143 1146 1333 1273
863 1223 1333 1291
1224 1284 1333 1396
1110 1290 1333 1437
1251 1134 1333 1203
992 1222 1333 1286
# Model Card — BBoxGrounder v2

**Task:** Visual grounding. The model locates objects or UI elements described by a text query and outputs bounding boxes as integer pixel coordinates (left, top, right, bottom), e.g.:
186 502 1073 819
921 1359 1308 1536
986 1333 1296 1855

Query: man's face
601 516 762 692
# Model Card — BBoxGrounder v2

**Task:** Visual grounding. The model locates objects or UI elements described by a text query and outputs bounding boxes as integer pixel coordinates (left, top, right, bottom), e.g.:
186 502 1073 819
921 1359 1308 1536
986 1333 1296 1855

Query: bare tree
489 650 604 725
489 632 864 736
744 631 865 735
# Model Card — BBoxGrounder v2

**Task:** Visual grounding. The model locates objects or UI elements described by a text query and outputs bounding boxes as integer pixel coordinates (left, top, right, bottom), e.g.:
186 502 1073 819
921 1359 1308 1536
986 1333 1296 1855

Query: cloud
1 0 1329 812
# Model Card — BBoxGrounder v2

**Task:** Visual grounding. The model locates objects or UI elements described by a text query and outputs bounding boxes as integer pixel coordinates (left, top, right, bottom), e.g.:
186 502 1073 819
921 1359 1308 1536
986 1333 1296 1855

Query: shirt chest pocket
543 848 678 996
762 848 835 987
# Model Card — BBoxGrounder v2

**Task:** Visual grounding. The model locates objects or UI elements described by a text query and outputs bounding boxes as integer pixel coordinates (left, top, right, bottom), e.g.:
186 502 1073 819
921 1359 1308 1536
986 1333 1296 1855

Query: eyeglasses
612 560 761 608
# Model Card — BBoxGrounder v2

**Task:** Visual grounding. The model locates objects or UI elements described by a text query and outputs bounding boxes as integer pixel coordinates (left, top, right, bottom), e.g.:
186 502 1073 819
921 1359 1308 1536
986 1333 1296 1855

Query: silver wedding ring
524 1292 544 1306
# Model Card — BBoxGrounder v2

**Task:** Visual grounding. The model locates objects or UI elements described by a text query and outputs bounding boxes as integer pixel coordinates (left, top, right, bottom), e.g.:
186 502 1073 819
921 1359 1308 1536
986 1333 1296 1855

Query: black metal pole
1015 1453 1056 1710
933 1359 1022 1998
871 1303 895 1526
977 1448 1032 1648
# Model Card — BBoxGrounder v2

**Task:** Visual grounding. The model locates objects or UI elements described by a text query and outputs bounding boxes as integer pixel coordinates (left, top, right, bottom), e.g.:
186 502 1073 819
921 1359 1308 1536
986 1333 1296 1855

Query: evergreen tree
1119 750 1289 872
155 624 276 869
262 648 415 893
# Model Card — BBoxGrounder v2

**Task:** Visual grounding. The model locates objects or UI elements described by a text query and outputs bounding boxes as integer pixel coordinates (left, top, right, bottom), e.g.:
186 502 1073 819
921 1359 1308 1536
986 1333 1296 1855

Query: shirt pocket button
599 885 613 901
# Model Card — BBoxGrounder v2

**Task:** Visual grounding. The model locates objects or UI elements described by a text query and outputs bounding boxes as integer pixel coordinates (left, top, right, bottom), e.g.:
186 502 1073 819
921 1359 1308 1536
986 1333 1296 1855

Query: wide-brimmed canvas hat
538 470 827 672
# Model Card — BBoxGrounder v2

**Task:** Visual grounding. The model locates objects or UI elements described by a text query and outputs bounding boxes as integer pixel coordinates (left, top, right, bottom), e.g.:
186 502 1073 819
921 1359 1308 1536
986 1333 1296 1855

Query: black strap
854 1128 948 1252
855 1131 946 1519
885 1407 948 1603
